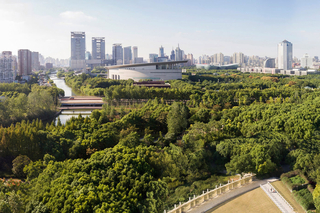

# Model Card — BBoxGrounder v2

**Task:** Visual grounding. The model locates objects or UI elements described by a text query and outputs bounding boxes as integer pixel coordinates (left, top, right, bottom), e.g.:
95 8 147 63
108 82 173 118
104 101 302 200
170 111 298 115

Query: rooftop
106 60 188 69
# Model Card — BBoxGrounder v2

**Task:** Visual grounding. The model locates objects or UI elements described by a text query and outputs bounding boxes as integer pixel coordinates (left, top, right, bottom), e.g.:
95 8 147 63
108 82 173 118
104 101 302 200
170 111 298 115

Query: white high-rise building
71 32 86 70
217 53 224 65
277 40 293 70
232 52 244 64
301 53 313 69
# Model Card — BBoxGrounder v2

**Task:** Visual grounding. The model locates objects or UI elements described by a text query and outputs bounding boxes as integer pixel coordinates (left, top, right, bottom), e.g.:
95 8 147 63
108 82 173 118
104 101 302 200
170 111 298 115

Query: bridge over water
59 96 104 110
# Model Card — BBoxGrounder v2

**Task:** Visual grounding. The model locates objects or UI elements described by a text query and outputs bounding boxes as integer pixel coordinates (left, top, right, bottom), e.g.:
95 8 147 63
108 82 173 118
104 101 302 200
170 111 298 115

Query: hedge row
293 188 315 211
280 170 309 191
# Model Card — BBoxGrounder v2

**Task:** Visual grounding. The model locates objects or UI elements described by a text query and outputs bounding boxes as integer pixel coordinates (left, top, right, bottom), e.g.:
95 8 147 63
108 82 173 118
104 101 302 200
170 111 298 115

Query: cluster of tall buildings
240 40 320 75
70 31 194 71
0 50 40 82
198 52 248 66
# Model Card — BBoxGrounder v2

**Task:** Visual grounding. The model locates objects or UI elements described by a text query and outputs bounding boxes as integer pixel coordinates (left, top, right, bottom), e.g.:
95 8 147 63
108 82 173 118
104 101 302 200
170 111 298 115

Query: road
187 178 279 213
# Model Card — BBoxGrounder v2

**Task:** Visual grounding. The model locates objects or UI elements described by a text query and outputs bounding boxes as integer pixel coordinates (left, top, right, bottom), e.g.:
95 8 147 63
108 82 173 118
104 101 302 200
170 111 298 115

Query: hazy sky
1 0 320 59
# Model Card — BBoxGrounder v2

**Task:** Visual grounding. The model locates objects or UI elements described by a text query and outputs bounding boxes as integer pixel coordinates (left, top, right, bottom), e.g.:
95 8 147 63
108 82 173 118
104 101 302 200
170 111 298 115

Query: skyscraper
112 44 123 65
149 54 158 63
123 46 132 64
301 53 313 68
232 52 244 64
170 49 175 61
18 49 32 76
159 46 164 57
31 52 40 71
0 51 15 82
217 53 224 65
92 37 105 60
71 32 86 70
71 32 86 60
277 40 293 70
187 54 193 66
132 46 138 64
175 45 183 61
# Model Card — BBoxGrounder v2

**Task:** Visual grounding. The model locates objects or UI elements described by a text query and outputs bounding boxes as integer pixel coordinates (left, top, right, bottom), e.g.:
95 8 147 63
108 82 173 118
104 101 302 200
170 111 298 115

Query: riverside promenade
167 176 279 213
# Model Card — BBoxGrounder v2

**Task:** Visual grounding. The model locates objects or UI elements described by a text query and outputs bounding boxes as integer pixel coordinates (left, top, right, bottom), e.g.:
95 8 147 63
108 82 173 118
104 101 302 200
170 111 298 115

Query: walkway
260 182 295 213
187 178 278 213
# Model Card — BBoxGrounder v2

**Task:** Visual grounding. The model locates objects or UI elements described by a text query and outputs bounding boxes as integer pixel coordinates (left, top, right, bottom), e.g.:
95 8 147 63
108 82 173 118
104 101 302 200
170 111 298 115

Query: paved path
260 183 294 213
187 178 278 213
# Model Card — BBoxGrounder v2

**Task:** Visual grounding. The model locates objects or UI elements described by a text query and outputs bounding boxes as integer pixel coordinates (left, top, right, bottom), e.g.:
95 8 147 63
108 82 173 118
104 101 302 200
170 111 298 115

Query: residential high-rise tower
92 37 105 60
31 52 40 71
123 46 132 64
132 46 138 64
112 44 123 65
159 46 164 57
277 40 293 70
71 32 86 70
18 49 32 76
301 53 313 69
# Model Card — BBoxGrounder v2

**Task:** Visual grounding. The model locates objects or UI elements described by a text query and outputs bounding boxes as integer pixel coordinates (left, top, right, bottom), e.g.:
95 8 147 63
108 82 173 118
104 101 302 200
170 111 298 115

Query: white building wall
108 65 182 81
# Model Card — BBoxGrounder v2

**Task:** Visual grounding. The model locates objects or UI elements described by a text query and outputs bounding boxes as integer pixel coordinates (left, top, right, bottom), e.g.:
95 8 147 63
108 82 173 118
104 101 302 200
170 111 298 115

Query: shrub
293 188 314 210
280 170 309 191
290 175 306 184
12 155 31 178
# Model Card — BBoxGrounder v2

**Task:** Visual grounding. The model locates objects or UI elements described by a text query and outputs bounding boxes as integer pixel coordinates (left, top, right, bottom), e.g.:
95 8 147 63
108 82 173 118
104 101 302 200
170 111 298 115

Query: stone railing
165 173 255 213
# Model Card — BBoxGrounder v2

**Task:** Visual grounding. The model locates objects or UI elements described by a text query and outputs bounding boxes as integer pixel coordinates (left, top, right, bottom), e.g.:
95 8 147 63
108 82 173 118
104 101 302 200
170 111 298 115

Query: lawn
210 188 281 213
271 181 305 213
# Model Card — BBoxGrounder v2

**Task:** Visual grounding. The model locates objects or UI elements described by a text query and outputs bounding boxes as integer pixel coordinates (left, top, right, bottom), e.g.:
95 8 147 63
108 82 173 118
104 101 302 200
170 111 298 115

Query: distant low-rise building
264 58 275 68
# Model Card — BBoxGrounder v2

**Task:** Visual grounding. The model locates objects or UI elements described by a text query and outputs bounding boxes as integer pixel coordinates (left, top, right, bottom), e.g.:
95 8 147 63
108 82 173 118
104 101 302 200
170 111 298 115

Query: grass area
271 181 305 213
211 188 281 213
290 175 306 184
164 175 239 210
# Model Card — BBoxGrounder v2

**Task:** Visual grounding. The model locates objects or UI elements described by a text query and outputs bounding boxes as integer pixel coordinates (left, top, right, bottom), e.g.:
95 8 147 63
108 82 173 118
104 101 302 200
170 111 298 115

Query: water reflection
57 110 90 125
50 74 93 125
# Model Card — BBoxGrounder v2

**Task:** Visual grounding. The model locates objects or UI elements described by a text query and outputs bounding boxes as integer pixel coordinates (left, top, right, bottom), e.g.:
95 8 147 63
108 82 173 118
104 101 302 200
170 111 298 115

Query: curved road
187 178 279 213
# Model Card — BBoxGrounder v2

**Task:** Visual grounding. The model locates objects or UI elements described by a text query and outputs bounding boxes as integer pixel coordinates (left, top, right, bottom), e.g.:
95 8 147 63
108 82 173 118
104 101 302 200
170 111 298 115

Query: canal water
50 74 90 125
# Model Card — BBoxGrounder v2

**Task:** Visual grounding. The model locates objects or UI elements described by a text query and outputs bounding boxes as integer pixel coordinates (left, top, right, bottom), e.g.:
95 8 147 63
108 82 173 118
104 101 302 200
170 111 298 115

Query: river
50 73 90 125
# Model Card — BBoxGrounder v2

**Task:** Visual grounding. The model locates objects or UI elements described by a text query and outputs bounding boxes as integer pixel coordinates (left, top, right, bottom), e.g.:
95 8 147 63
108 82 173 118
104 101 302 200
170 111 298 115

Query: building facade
149 54 158 63
31 52 40 71
132 46 138 64
0 51 15 82
123 46 132 64
232 52 244 64
264 58 276 68
92 37 105 60
175 45 183 61
301 53 313 68
18 49 32 76
107 60 187 81
187 54 193 66
71 32 86 70
159 46 164 57
277 40 293 70
112 44 123 65
170 50 175 61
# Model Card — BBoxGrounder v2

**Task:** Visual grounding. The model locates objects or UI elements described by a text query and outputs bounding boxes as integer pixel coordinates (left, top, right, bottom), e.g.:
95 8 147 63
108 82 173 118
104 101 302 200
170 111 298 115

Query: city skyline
1 0 320 59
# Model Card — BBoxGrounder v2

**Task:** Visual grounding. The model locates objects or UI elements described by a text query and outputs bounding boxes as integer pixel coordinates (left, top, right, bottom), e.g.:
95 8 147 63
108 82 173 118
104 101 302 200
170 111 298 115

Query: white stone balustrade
166 173 254 213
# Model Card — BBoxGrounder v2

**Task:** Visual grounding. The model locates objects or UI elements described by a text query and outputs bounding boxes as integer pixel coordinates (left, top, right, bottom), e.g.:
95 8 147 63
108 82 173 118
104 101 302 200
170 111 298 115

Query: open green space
211 188 281 213
271 181 305 213
2 70 320 212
